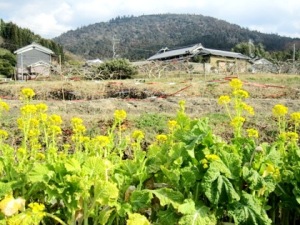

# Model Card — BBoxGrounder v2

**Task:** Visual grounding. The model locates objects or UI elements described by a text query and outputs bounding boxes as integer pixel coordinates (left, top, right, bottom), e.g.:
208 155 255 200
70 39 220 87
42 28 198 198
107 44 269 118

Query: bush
97 58 138 79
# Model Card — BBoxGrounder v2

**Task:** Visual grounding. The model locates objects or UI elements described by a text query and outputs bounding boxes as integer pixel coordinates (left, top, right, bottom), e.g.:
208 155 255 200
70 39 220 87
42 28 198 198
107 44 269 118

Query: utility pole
293 43 296 63
112 35 119 58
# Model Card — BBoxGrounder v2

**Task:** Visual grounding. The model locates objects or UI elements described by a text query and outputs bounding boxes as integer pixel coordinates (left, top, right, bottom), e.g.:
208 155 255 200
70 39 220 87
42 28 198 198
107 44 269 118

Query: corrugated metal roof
148 43 203 60
14 42 54 55
147 43 250 61
199 48 250 59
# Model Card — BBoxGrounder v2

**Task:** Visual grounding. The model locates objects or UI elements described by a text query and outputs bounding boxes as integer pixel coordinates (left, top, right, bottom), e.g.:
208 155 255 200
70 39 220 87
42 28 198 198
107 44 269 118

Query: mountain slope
53 14 298 60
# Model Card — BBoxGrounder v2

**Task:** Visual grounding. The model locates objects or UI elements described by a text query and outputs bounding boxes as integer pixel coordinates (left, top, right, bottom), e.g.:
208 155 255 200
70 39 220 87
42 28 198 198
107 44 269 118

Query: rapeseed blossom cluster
21 88 35 100
156 134 167 143
272 104 288 117
218 95 231 105
247 128 259 138
114 109 127 122
132 130 145 140
0 99 9 112
0 195 25 217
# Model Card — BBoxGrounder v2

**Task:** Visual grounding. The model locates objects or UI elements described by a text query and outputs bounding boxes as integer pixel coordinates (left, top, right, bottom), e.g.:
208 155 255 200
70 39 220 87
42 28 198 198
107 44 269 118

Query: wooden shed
14 42 54 80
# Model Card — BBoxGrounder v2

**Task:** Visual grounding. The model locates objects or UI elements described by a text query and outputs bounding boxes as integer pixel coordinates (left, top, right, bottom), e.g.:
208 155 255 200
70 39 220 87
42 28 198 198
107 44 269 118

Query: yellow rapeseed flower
230 116 245 128
0 195 25 217
95 135 110 147
205 154 220 161
71 117 83 125
21 104 37 115
132 130 145 140
37 153 46 160
286 132 299 142
0 100 10 111
241 103 255 115
0 129 8 139
218 95 231 105
229 78 243 90
36 103 48 112
233 89 249 98
272 104 288 117
290 112 300 124
168 120 178 131
247 128 259 138
21 88 35 99
156 134 167 142
28 202 45 213
114 109 127 122
49 114 63 125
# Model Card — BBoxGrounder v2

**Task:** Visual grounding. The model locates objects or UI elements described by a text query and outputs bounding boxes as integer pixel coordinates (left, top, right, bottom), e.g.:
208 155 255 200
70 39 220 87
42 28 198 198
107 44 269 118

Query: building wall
209 56 250 73
16 49 51 68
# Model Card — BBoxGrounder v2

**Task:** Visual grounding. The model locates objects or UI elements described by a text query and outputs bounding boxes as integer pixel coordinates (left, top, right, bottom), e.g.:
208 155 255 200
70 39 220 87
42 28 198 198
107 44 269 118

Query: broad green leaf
180 167 197 190
156 207 180 225
64 158 81 173
0 182 12 198
160 166 180 186
127 213 150 225
151 188 184 209
228 191 272 225
178 199 196 214
98 207 114 225
219 150 241 179
130 190 153 211
27 163 55 183
179 205 217 225
95 181 119 206
202 163 240 205
82 157 112 180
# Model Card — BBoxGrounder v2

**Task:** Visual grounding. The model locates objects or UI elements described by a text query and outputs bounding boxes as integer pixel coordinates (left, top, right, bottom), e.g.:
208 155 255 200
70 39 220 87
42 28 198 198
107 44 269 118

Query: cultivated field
1 73 299 137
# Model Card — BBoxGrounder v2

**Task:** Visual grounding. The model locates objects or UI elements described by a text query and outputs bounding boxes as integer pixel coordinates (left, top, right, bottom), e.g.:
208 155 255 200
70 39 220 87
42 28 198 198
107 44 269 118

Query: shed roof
14 42 54 55
147 43 250 61
199 48 250 60
148 43 203 60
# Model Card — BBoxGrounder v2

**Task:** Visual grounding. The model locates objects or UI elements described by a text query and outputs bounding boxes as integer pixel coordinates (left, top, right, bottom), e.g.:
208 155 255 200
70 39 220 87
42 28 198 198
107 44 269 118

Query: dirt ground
1 74 300 141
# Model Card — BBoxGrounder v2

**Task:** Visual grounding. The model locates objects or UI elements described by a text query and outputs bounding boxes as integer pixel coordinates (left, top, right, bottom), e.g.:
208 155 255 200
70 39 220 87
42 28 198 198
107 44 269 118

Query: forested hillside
54 14 299 60
0 19 64 58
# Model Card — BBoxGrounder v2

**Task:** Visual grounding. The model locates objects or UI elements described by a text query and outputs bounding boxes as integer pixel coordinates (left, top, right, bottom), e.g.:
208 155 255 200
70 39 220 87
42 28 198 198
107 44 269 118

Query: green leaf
180 167 197 190
179 203 217 225
178 199 196 214
130 190 153 211
27 163 55 183
156 207 179 225
160 166 180 187
98 207 114 225
127 213 150 225
82 157 112 179
228 191 272 225
64 158 81 173
202 163 240 205
0 182 12 198
95 181 119 206
151 188 184 209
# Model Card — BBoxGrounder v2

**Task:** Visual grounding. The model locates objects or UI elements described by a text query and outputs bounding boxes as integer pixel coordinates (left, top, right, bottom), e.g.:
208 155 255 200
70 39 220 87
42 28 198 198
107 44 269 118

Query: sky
1 0 300 39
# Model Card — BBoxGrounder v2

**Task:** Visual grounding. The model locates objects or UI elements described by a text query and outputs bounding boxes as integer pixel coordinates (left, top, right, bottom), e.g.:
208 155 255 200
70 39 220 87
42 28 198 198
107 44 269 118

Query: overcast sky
1 0 300 39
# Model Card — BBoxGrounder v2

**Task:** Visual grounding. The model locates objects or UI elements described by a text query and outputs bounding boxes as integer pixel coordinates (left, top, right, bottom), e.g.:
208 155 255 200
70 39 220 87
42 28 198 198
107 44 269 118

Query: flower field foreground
0 79 299 225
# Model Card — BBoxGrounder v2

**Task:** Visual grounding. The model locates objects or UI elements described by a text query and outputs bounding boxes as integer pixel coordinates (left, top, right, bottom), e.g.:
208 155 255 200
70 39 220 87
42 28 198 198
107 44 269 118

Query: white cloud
1 0 299 38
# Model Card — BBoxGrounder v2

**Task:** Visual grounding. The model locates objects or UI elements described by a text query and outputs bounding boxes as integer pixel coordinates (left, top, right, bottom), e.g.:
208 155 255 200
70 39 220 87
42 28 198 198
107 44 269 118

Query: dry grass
1 73 299 143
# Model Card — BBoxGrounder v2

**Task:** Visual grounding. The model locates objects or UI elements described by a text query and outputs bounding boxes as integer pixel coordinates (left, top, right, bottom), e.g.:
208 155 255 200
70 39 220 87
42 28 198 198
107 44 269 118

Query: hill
53 14 299 60
0 19 64 59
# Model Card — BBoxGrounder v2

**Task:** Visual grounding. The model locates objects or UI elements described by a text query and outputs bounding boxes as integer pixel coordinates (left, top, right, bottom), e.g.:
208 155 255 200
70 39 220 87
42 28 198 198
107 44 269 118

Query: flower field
0 78 299 224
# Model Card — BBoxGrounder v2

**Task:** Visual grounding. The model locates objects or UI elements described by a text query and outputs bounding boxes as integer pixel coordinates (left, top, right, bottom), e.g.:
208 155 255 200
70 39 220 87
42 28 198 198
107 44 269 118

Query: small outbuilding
14 42 54 80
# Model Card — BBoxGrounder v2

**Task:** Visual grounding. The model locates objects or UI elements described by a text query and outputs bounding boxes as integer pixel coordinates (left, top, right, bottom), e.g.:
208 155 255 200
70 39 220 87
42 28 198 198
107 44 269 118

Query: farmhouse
148 43 251 74
14 42 54 79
